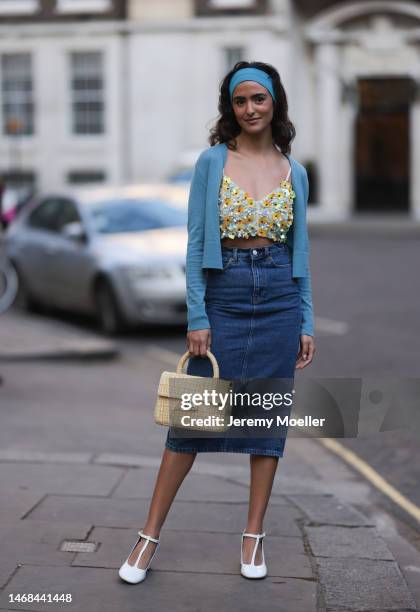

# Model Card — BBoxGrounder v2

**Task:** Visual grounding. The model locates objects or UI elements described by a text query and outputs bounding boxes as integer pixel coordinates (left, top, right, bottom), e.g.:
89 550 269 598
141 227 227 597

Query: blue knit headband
229 67 276 103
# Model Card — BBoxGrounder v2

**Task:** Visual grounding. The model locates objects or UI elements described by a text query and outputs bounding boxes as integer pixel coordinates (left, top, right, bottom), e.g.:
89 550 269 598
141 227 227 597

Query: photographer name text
179 415 326 428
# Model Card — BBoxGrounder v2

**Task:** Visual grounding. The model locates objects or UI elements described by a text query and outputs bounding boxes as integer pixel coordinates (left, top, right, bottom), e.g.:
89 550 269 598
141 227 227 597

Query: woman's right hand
187 328 211 357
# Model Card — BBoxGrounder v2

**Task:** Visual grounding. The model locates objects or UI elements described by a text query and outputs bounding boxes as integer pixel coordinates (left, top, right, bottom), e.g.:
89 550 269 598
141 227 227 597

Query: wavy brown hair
209 61 296 154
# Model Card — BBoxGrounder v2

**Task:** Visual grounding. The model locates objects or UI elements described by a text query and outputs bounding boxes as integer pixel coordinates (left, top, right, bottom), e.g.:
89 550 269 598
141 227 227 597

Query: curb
287 493 417 611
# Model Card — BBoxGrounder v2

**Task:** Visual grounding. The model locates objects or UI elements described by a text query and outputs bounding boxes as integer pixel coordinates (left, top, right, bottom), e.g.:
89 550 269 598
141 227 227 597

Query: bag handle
177 349 220 378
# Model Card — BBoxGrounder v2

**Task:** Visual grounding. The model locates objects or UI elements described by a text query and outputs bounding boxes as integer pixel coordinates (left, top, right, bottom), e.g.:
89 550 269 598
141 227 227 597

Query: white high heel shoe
118 530 160 584
240 530 268 579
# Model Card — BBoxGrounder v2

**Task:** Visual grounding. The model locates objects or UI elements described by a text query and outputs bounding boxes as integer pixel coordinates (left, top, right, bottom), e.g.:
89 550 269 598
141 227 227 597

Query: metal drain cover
60 541 98 553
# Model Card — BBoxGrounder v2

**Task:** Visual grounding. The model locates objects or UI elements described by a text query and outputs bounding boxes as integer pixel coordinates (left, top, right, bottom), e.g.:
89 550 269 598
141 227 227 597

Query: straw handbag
154 349 233 432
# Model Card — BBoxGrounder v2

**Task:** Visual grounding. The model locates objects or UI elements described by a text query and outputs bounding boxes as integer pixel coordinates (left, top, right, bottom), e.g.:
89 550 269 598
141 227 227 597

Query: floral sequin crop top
218 165 295 242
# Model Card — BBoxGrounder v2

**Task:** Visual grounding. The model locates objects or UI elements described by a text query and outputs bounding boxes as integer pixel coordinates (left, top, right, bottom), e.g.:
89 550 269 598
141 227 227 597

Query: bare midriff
221 237 277 248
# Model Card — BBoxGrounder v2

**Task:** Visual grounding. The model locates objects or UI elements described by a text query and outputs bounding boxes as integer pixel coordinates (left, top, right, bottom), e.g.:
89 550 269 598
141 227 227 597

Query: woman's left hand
295 335 315 369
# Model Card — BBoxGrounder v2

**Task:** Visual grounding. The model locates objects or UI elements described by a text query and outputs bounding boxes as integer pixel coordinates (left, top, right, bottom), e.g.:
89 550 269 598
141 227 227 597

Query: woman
119 61 315 584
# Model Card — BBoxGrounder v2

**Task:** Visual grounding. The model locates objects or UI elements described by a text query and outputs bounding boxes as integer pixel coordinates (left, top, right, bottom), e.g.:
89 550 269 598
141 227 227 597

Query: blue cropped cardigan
186 141 314 337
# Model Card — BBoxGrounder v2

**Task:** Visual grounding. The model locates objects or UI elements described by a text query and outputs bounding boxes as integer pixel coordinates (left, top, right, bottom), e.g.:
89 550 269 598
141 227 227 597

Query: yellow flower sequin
219 174 294 243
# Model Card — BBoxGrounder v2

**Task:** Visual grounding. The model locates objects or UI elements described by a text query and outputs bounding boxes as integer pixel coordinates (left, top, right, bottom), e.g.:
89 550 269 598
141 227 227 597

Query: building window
224 47 245 72
210 0 256 8
1 54 34 136
56 0 111 13
0 0 39 15
0 170 36 190
67 170 106 184
195 0 267 16
70 51 104 135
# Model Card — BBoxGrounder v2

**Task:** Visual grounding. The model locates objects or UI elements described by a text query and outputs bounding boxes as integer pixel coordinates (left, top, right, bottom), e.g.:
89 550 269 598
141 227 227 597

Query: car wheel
94 278 126 336
0 258 18 314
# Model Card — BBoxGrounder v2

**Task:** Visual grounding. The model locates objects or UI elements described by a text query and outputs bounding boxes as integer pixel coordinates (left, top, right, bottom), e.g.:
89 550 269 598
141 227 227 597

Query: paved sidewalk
0 440 417 612
0 310 118 362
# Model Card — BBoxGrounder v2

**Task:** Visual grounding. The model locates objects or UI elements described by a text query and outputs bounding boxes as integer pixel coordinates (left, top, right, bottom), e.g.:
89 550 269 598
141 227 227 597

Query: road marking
319 438 420 524
315 316 349 335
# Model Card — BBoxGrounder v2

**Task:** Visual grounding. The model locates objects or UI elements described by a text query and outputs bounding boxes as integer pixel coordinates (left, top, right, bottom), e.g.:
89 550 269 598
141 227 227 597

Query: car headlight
123 265 176 281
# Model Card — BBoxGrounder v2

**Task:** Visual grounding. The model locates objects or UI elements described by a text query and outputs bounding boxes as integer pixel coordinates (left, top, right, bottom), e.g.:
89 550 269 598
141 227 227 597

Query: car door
48 199 95 311
18 198 65 301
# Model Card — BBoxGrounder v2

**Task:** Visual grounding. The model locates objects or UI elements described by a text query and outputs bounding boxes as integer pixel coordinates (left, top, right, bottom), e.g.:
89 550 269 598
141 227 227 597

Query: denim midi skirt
165 242 302 457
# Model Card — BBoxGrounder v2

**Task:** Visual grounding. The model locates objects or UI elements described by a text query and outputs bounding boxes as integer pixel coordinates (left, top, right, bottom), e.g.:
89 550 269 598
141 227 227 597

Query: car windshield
87 198 187 234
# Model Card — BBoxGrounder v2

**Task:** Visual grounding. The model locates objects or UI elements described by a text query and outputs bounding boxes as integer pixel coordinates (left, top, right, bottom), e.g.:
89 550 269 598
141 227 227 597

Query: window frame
195 0 268 16
67 170 106 185
224 46 245 72
69 50 105 137
56 0 112 14
1 52 35 136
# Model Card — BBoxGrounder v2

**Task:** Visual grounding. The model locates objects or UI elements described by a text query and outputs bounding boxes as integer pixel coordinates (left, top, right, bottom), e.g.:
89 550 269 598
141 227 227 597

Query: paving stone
316 557 417 611
27 497 303 537
0 565 317 612
384 530 420 610
0 450 93 464
95 453 250 476
166 500 303 536
0 463 123 496
0 490 44 521
95 453 166 469
112 466 290 504
288 438 356 482
315 482 372 506
287 494 375 526
95 453 284 490
113 466 251 501
72 526 313 579
305 525 394 560
230 473 330 495
0 520 91 568
275 448 321 480
0 558 19 591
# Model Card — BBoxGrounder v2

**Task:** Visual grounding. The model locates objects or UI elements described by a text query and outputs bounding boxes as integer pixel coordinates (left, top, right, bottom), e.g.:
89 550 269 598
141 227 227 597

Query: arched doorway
305 1 420 219
355 76 413 213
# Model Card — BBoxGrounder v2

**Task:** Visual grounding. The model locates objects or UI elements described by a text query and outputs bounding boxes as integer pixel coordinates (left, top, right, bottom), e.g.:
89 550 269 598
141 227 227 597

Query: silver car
5 184 190 334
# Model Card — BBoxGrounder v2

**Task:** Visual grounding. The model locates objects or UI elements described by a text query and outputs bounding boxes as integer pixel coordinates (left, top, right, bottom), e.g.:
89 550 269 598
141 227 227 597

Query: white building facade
1 0 420 220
